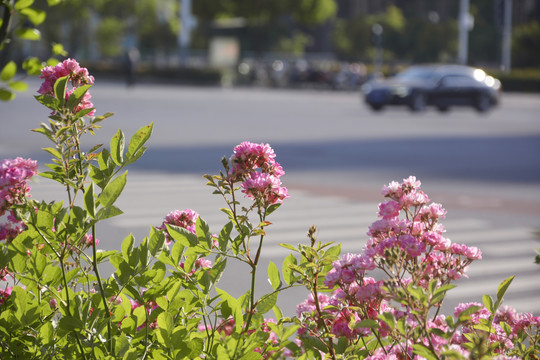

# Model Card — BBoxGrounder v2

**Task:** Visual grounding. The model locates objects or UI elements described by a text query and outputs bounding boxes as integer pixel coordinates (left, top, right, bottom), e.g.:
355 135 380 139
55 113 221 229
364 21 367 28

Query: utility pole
501 0 512 73
179 0 196 66
458 0 471 65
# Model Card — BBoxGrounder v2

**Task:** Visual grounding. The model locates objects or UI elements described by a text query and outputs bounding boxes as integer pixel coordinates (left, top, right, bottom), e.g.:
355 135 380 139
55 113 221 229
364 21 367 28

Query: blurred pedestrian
125 47 140 87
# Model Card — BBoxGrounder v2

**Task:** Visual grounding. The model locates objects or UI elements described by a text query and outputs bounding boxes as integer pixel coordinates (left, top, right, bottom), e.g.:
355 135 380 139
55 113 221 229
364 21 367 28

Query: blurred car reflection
362 64 501 112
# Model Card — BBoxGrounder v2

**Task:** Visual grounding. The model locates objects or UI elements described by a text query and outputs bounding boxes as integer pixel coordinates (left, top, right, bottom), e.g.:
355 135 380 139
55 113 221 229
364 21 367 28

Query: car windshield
395 67 436 81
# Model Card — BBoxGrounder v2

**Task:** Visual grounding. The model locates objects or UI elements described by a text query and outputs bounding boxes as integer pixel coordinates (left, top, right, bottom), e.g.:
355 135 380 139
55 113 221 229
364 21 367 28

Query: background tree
192 0 337 54
1 0 63 101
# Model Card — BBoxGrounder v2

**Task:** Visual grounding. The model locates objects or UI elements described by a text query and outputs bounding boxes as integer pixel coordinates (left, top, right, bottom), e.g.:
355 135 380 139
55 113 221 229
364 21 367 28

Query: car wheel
369 104 384 111
437 106 449 113
409 92 426 112
475 93 491 112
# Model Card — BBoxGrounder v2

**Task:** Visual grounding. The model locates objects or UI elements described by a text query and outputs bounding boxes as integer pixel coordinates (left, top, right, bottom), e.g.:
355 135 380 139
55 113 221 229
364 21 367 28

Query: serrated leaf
1 61 17 82
99 171 127 208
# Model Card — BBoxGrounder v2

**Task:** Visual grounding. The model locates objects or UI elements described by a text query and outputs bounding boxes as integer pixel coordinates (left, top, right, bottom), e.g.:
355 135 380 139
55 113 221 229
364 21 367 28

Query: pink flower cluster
158 208 199 244
0 286 12 306
293 177 531 357
229 142 288 206
38 58 95 116
0 158 38 242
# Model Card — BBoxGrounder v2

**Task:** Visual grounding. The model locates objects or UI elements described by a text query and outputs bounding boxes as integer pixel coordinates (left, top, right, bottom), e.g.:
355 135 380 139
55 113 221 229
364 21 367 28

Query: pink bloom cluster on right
229 141 289 206
293 176 539 358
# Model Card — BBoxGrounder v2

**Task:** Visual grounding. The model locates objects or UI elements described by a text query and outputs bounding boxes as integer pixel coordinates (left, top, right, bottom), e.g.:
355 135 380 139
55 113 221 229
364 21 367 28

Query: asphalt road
2 79 540 316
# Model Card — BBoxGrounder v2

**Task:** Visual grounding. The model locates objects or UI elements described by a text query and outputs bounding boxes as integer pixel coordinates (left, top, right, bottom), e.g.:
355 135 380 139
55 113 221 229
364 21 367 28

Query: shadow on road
131 135 540 184
27 135 540 184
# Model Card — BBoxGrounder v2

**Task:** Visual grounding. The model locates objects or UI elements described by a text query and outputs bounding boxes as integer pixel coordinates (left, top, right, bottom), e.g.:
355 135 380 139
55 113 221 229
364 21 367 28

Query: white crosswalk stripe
28 172 540 315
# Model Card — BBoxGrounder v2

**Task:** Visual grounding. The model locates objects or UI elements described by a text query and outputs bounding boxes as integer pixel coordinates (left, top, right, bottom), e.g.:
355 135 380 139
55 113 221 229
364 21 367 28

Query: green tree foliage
95 17 125 58
0 0 65 101
193 0 336 54
333 5 457 64
193 0 336 25
512 20 540 68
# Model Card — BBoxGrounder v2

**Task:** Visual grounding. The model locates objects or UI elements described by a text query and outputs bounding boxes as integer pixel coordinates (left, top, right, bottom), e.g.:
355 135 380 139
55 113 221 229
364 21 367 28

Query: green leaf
413 344 438 360
84 182 96 219
216 288 243 333
99 171 127 208
354 319 379 329
496 276 514 305
34 94 59 110
272 305 283 320
0 88 15 101
171 241 185 266
115 333 130 358
54 76 68 105
378 311 395 330
256 292 278 314
149 227 165 257
23 57 43 75
1 61 17 82
66 84 92 112
157 312 174 335
96 205 123 220
166 224 198 247
52 43 67 56
16 28 41 41
267 261 281 291
110 129 125 166
483 294 494 313
125 123 153 164
282 253 298 285
15 0 34 10
38 321 54 345
121 234 135 262
19 8 46 26
265 203 281 216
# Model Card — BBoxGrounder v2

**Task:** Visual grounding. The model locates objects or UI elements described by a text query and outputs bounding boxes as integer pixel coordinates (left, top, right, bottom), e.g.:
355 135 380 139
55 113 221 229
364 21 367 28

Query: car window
396 67 435 80
440 75 479 87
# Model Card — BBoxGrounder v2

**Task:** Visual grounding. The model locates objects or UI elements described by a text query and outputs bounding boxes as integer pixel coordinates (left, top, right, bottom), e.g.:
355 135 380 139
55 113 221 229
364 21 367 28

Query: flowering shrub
0 59 538 359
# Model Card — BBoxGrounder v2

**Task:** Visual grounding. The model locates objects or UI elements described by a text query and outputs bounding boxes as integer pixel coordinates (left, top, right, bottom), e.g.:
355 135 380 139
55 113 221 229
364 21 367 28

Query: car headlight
361 83 372 94
393 86 410 97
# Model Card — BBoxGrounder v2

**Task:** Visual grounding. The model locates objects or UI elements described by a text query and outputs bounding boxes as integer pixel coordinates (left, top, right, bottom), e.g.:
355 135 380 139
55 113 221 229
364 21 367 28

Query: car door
435 74 478 106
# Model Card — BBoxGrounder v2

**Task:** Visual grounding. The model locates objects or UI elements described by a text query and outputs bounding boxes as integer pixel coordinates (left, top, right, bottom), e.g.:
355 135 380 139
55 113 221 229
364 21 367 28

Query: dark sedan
362 64 501 112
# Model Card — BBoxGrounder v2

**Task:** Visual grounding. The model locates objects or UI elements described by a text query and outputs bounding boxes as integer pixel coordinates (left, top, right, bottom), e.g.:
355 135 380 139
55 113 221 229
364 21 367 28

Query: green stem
91 225 113 354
